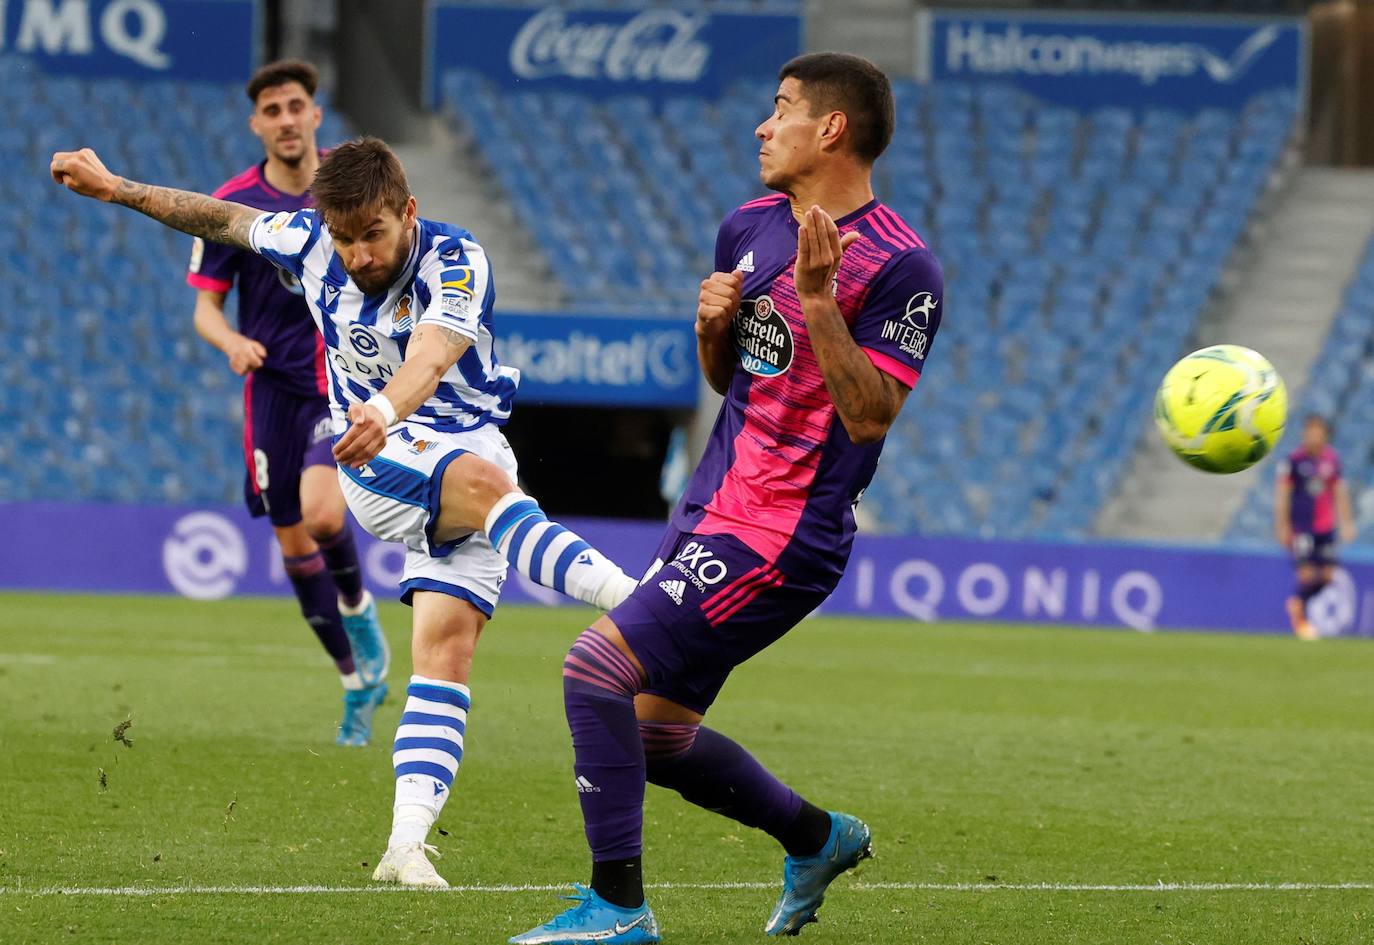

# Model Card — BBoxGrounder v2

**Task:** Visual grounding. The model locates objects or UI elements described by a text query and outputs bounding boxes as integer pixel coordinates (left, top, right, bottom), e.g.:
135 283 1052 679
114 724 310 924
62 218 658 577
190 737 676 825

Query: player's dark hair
311 137 411 225
246 59 319 103
778 52 894 164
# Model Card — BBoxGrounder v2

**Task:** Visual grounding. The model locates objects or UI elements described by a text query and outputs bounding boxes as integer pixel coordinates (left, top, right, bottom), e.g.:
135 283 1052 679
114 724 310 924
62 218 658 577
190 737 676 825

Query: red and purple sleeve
186 236 240 293
850 249 944 389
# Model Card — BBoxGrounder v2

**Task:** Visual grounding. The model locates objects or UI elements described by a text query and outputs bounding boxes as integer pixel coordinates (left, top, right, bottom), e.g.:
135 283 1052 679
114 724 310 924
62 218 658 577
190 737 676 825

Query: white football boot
371 842 449 888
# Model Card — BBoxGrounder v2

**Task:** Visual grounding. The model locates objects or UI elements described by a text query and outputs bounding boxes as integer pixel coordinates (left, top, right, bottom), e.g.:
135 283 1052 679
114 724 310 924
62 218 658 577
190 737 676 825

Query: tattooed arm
805 296 910 445
794 206 910 446
51 148 257 249
333 323 474 468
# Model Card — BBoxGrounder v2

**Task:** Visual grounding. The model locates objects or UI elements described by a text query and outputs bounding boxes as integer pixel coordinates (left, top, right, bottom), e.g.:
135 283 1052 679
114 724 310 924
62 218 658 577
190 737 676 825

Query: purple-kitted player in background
514 53 943 944
1275 414 1356 640
186 60 389 745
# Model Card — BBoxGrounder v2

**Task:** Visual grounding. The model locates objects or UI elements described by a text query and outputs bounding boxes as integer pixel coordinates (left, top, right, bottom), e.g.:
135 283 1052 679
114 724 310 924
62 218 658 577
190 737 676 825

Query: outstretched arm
332 323 473 468
51 148 258 250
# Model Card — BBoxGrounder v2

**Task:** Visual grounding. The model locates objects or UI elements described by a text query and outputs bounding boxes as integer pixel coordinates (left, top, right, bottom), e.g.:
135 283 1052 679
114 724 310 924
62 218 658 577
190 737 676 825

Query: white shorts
337 421 518 616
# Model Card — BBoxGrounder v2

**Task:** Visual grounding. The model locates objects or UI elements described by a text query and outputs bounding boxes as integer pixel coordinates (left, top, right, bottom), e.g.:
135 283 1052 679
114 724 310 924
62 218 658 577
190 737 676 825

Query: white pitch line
2 881 1373 897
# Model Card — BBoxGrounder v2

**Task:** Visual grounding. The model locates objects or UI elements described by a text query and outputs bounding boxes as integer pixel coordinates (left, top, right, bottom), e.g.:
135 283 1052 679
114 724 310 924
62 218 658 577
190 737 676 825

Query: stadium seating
440 71 1298 537
0 56 1297 538
0 59 349 505
1228 234 1374 543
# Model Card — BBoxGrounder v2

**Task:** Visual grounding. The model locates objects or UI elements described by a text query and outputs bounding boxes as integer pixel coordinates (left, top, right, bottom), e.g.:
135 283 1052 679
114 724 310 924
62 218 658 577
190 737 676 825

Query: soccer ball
1154 344 1287 474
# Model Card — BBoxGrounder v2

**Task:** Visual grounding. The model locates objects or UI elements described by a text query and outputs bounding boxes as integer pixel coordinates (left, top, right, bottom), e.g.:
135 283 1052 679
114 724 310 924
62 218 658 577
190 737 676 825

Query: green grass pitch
1 592 1372 943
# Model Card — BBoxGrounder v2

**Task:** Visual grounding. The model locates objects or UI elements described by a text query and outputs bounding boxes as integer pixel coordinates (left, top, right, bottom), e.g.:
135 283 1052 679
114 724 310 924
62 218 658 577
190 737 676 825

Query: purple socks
642 723 824 854
562 627 834 902
563 630 646 862
315 528 365 608
283 550 356 677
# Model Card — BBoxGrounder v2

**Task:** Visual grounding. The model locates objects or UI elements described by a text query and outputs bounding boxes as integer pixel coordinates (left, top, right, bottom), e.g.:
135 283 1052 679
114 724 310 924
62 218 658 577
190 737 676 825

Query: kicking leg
372 590 483 888
432 454 637 612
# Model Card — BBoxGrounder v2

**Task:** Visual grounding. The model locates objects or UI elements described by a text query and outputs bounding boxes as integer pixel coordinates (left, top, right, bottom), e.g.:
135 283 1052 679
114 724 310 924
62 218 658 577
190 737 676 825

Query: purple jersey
186 161 326 398
672 195 943 584
1280 445 1342 534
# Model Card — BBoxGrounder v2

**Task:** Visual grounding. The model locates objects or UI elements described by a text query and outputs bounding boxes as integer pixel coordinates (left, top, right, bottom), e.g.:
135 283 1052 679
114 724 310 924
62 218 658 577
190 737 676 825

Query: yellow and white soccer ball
1154 344 1287 474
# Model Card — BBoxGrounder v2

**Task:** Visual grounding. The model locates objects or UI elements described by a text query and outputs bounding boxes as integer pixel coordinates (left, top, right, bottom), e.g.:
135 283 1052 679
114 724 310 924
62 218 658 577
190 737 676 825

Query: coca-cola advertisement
425 1 801 103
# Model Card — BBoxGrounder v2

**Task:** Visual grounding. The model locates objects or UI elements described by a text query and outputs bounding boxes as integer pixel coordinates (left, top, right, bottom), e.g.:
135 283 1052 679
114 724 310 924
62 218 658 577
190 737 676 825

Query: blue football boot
339 590 390 687
510 885 660 944
335 681 387 747
765 812 873 936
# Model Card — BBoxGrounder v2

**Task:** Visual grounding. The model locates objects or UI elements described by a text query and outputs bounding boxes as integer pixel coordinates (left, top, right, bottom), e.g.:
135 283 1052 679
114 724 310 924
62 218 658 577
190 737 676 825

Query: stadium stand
1228 233 1374 542
0 58 349 505
440 70 1299 537
0 56 1297 537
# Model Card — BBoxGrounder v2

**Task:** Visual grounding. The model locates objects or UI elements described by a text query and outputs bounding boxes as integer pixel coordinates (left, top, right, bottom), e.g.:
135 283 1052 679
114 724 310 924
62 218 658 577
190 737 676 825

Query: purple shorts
1291 530 1337 567
241 375 334 527
609 527 835 715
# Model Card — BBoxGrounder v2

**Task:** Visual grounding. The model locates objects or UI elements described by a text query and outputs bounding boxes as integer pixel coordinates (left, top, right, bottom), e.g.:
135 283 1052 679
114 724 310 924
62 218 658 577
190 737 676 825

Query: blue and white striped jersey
249 209 519 433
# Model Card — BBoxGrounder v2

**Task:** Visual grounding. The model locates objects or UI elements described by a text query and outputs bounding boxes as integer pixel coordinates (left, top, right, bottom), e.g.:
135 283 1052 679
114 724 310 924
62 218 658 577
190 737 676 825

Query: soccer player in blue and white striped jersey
51 138 639 888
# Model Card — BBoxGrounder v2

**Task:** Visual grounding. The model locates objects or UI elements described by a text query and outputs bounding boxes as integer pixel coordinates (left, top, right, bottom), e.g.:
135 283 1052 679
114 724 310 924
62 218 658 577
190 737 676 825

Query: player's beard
350 227 413 297
271 137 308 167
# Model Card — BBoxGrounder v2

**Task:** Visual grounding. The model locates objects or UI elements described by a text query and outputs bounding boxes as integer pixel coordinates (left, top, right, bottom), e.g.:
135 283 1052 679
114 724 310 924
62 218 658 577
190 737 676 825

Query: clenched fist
50 148 121 202
333 402 390 468
697 269 744 340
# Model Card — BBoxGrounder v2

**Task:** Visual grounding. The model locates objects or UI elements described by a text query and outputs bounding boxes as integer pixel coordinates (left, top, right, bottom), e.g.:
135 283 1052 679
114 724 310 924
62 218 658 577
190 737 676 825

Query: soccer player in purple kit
1275 414 1355 640
186 60 390 746
513 53 943 943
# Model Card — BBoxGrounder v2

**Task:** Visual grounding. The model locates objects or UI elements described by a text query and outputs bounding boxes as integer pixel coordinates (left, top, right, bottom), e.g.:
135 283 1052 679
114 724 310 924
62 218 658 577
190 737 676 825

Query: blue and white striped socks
484 493 637 611
389 675 469 847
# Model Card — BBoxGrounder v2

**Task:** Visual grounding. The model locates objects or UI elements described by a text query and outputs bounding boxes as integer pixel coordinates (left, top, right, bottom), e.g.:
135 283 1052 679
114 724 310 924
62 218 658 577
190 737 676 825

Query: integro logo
942 21 1281 86
162 512 247 600
509 8 710 83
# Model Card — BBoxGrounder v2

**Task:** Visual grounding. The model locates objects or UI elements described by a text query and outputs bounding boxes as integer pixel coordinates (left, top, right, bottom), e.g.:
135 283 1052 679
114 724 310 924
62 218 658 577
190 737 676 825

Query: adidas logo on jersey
575 775 600 793
659 579 686 605
736 250 756 273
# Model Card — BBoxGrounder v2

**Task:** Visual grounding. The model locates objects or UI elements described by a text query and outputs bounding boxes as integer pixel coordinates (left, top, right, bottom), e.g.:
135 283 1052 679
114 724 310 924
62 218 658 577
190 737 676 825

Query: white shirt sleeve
417 238 491 343
248 208 322 279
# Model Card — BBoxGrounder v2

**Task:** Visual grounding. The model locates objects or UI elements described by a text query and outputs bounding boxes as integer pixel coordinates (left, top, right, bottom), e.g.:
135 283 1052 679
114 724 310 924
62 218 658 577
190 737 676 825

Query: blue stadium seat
1 71 353 505
1228 223 1374 545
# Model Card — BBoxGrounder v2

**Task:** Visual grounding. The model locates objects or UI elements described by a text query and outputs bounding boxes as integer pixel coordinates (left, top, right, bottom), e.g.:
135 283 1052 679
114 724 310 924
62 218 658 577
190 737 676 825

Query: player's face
755 78 825 191
328 197 418 296
1303 420 1329 453
249 82 321 166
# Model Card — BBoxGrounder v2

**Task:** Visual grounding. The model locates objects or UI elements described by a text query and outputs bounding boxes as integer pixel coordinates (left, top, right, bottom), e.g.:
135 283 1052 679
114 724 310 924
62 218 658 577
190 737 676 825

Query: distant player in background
1276 414 1355 639
186 60 390 746
515 53 943 943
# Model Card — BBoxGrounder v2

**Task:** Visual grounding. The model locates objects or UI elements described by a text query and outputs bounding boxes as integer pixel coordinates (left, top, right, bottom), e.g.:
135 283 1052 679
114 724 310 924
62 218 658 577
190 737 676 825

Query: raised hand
794 205 859 302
